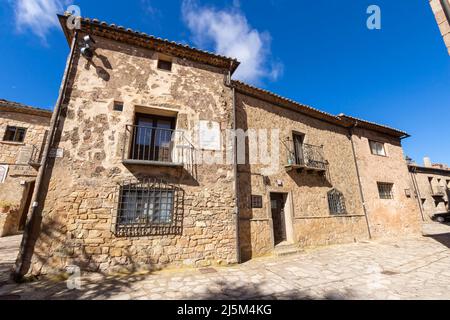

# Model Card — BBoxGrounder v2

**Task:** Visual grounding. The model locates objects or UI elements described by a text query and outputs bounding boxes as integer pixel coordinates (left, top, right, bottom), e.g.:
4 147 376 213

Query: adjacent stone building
430 0 450 55
0 99 51 237
409 157 450 221
14 14 422 277
234 83 421 260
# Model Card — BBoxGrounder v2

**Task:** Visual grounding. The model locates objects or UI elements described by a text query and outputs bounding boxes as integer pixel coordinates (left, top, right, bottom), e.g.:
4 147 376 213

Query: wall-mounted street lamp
80 35 96 59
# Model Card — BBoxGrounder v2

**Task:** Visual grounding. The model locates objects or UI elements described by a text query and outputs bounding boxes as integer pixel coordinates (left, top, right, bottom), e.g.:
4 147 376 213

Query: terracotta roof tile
58 14 240 74
0 99 52 118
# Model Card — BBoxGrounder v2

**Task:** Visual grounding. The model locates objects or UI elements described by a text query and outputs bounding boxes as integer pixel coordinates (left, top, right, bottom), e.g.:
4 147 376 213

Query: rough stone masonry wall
0 112 49 236
430 0 450 55
413 170 450 220
351 128 421 238
236 93 369 261
27 35 237 275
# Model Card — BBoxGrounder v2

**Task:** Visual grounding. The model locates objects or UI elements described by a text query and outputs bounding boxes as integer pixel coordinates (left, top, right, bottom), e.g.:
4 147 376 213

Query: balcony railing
122 125 195 167
431 185 446 197
285 143 327 172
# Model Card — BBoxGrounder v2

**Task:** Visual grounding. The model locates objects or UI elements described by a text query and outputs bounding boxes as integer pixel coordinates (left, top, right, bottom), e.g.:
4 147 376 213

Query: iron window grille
3 126 27 143
251 195 263 208
113 178 184 237
377 182 394 199
328 189 346 215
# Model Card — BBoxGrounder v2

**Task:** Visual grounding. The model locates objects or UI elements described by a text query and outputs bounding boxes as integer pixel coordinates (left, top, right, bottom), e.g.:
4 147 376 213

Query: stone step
273 244 304 257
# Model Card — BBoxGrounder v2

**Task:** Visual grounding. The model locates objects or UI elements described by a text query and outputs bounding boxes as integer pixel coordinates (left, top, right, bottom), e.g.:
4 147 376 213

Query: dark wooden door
293 133 304 165
271 193 287 245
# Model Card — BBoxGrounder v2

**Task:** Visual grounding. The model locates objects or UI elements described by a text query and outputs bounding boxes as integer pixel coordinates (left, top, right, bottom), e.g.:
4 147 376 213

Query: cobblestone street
1 223 449 300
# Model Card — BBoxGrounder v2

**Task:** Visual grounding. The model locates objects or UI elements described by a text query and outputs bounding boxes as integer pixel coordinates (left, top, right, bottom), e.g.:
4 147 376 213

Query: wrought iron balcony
122 125 194 167
431 185 446 197
285 143 327 173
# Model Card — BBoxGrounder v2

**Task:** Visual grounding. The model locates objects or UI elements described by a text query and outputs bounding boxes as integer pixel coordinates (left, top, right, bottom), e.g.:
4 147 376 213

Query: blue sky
0 0 449 165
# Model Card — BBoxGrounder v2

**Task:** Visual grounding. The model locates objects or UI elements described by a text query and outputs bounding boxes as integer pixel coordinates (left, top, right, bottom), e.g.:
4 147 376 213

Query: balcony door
132 114 175 162
293 133 304 165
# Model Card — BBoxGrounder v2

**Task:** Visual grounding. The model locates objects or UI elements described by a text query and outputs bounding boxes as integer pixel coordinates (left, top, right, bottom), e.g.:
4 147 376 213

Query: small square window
377 182 394 199
251 195 263 208
157 59 172 71
3 126 26 143
369 140 386 156
113 102 123 112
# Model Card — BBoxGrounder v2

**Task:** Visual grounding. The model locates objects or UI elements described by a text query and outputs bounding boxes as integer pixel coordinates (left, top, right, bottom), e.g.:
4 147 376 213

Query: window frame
327 189 347 215
369 140 387 157
118 187 174 226
377 182 394 200
130 113 176 162
157 58 173 72
3 126 27 143
251 195 263 209
114 179 183 237
113 101 124 112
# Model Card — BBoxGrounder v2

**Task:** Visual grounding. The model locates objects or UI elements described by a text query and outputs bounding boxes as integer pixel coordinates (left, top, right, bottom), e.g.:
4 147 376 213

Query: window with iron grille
114 179 183 236
251 195 263 208
3 126 26 143
377 182 394 199
327 189 346 215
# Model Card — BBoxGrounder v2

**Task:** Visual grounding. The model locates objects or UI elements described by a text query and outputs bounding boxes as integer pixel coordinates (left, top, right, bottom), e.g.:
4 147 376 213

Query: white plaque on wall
0 165 8 183
199 120 221 151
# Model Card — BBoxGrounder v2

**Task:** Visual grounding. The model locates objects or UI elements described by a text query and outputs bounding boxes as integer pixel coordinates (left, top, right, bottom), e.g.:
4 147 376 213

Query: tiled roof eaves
408 164 450 175
338 114 410 138
231 80 343 126
0 99 52 118
231 80 409 138
58 14 240 74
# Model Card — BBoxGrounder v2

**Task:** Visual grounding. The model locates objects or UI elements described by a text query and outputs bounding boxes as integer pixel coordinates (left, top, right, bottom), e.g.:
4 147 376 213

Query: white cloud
181 0 282 84
13 0 71 40
141 0 161 17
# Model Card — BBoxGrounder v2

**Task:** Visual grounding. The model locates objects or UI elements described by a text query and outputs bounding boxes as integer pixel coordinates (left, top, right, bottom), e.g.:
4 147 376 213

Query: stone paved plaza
0 223 449 300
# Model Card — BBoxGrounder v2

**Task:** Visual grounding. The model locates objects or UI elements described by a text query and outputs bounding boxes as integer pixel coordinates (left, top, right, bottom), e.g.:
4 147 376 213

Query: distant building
429 0 450 55
0 99 51 237
409 157 450 221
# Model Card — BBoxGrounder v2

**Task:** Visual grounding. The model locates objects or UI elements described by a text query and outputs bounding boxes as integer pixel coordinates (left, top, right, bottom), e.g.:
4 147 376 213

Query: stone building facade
409 158 450 221
430 0 450 55
0 99 51 237
233 83 421 260
15 14 422 277
343 120 422 238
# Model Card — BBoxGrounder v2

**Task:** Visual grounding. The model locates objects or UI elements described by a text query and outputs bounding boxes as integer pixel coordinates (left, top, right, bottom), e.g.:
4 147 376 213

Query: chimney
423 157 432 168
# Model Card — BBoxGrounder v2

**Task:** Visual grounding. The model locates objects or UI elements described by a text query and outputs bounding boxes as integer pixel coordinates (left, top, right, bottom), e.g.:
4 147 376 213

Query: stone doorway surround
268 191 295 248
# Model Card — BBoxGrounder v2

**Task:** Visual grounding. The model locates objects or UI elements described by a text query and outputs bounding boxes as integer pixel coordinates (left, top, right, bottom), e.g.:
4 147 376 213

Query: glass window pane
4 127 17 141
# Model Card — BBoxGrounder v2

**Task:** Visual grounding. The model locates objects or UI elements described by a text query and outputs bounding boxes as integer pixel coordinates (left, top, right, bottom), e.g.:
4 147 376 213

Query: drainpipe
348 124 372 239
229 72 241 264
441 0 450 25
13 31 79 281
